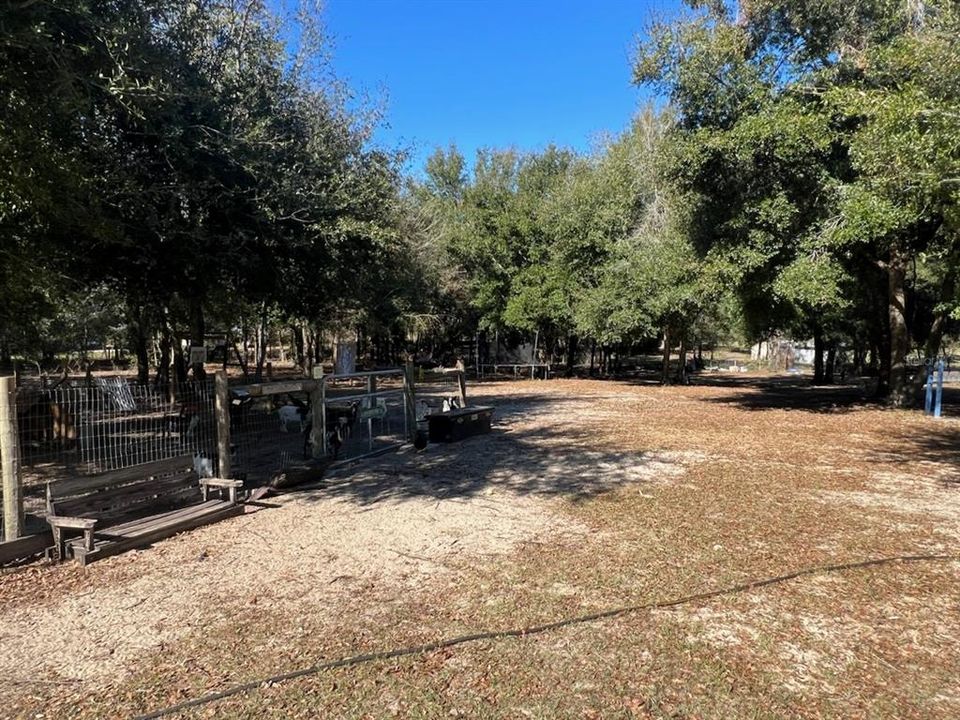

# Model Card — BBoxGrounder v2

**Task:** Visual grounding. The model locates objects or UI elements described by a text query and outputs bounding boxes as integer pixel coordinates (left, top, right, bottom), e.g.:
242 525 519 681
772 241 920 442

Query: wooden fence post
214 370 232 479
457 370 468 408
0 376 23 541
310 376 324 460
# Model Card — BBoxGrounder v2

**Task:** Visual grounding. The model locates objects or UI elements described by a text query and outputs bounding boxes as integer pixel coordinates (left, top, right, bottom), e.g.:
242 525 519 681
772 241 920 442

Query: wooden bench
45 454 243 565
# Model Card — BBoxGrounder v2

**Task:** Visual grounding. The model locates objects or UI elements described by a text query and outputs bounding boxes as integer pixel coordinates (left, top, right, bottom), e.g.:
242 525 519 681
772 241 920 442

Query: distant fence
0 365 471 544
475 363 551 380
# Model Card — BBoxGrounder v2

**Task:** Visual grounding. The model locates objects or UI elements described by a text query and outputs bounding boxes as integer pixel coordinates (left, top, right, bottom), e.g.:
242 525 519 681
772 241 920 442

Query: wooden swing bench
45 454 243 565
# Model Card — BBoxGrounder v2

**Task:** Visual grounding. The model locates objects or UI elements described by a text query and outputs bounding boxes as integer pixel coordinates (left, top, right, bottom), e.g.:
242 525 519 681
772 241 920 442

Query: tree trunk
813 326 825 384
292 324 306 373
852 343 866 376
589 340 596 376
888 246 910 405
134 330 149 386
188 296 206 381
173 343 187 385
156 331 171 391
825 342 837 384
254 303 268 382
676 331 688 384
130 307 150 385
661 326 671 385
565 334 577 377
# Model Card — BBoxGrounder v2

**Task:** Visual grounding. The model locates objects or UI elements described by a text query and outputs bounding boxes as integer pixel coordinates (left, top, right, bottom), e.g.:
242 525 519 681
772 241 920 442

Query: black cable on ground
133 553 958 720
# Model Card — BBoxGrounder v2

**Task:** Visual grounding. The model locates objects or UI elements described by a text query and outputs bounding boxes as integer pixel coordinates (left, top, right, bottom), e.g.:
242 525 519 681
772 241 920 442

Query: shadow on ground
289 377 960 508
869 420 960 481
296 389 682 508
696 375 883 413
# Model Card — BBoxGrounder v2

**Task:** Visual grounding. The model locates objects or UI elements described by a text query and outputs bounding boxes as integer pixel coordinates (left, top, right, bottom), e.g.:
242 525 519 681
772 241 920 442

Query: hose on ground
133 553 959 720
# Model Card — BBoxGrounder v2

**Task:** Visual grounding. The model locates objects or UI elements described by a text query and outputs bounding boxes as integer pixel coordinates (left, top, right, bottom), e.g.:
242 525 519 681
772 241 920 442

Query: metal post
366 375 375 452
0 376 23 541
935 358 944 418
403 361 416 442
925 361 934 415
214 370 232 478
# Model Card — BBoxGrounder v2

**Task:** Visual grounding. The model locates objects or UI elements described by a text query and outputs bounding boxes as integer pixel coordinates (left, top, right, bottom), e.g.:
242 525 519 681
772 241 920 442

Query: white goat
277 404 308 433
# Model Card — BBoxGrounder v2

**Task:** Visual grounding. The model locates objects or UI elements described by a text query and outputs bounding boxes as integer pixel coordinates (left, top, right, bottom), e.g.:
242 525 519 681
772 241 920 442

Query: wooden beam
403 361 417 442
310 378 324 460
0 532 50 565
240 379 318 397
0 376 22 541
457 370 468 408
215 370 231 479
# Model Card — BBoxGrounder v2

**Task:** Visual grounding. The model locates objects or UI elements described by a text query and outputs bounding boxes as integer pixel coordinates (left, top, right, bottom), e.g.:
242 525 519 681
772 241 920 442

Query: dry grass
2 376 959 719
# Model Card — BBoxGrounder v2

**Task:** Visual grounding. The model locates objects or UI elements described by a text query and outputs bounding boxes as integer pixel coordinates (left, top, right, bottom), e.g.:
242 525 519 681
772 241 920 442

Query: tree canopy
2 0 958 405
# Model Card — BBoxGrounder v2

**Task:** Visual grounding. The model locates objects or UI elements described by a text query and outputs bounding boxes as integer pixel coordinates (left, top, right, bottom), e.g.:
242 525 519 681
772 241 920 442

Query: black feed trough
426 405 494 443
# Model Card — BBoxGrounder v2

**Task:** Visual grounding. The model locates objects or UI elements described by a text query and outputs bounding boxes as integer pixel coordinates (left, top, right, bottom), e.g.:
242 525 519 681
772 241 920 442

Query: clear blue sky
319 0 682 174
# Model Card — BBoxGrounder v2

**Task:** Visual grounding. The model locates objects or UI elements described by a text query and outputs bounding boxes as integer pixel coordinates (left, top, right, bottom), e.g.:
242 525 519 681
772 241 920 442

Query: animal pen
0 365 475 562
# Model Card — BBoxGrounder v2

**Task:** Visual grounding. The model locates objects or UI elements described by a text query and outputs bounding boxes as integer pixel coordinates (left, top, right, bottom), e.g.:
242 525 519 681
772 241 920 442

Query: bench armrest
199 478 244 488
47 516 98 559
47 516 98 530
199 477 244 503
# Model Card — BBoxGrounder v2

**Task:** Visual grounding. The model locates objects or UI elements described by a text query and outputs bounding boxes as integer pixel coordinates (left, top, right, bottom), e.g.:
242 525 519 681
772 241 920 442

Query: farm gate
227 368 415 485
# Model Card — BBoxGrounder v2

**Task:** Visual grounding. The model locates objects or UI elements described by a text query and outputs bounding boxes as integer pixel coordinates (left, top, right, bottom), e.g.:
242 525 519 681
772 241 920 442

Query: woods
2 0 959 405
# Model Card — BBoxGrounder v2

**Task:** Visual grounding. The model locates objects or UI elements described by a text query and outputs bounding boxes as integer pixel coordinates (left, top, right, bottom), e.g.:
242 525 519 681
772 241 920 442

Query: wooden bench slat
47 516 98 529
46 454 243 565
54 475 200 520
103 500 228 537
69 501 241 565
49 455 197 498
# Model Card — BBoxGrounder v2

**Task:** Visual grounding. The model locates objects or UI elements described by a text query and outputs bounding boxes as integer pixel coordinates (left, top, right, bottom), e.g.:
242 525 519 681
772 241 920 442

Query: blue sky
318 0 682 173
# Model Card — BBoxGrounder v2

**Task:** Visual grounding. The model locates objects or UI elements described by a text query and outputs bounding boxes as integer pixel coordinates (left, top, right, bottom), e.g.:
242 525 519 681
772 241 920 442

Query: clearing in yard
1 376 959 719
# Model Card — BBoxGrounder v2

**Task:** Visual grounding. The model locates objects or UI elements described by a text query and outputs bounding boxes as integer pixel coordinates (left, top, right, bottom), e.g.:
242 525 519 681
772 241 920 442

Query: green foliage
408 108 721 368
634 0 960 395
0 0 402 366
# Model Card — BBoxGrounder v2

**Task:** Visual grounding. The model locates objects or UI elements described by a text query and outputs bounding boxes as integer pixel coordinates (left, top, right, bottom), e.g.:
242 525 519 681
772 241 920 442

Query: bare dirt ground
2 375 959 719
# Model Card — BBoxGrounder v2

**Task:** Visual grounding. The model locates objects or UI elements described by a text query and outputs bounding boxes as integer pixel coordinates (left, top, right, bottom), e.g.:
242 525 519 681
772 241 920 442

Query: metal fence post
935 358 945 418
1 376 23 541
214 370 232 478
403 361 416 442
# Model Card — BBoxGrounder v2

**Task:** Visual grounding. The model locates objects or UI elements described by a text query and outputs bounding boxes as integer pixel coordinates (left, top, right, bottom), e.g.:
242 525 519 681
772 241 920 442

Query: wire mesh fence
320 370 408 465
229 387 313 486
2 368 463 536
17 379 216 493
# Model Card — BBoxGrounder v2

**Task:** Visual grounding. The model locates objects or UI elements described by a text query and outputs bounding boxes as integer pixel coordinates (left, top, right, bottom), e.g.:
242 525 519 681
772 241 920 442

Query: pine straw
3 376 960 719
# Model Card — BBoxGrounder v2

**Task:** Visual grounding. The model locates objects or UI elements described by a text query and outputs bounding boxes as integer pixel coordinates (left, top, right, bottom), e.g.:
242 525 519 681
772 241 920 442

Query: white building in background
750 337 816 368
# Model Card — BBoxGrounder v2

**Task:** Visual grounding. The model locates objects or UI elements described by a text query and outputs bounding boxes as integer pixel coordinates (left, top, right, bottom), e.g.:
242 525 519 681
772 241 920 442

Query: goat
277 403 308 433
192 452 214 479
441 396 461 413
285 395 359 461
